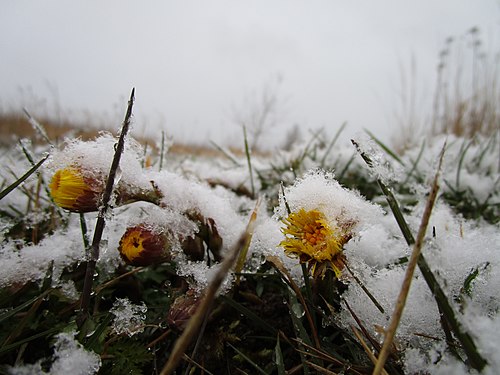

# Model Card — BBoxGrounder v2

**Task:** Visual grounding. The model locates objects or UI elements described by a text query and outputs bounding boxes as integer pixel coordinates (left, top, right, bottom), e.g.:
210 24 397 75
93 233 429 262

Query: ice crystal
110 298 147 336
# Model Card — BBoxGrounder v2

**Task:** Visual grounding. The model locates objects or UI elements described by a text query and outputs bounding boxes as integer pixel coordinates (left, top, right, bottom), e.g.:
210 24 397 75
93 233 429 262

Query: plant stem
78 88 135 327
243 125 255 198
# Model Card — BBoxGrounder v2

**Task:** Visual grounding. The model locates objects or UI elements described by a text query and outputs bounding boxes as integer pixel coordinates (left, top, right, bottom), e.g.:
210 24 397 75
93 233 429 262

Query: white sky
0 1 499 148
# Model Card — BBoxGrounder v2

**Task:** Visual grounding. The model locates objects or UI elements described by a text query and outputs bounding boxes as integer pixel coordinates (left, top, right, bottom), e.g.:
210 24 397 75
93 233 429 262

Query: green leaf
274 334 286 375
0 155 48 201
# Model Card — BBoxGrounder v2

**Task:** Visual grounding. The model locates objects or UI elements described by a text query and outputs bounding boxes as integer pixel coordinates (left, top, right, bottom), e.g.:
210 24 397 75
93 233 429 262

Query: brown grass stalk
372 143 445 375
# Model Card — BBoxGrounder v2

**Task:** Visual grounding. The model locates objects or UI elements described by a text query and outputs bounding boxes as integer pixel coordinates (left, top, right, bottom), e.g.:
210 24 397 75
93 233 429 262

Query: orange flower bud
49 168 103 213
49 167 162 213
118 224 171 266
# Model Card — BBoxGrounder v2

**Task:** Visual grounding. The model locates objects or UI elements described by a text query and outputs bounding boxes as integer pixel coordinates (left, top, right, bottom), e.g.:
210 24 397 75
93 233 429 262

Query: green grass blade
243 126 255 198
403 139 426 185
0 325 63 355
0 289 52 324
320 122 347 167
456 139 473 189
209 140 242 166
0 154 48 201
274 334 286 375
287 290 311 375
85 313 113 351
23 108 53 145
364 129 405 166
234 198 261 284
227 342 269 375
337 152 356 181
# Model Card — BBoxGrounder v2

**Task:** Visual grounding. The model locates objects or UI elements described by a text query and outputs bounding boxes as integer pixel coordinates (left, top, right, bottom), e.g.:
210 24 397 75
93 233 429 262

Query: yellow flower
50 167 162 213
49 168 102 213
118 224 171 266
280 208 350 278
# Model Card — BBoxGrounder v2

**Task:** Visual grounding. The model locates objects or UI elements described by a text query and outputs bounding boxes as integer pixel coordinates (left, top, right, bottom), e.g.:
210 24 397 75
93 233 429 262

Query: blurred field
0 112 249 158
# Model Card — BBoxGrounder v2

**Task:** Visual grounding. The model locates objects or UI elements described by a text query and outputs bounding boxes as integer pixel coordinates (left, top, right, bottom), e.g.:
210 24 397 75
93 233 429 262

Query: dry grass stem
373 143 445 375
351 326 389 375
78 88 135 325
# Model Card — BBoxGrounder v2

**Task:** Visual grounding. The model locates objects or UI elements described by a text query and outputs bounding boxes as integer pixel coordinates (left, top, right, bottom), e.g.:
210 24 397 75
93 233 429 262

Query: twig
78 88 135 327
147 329 172 349
303 361 338 375
94 267 145 295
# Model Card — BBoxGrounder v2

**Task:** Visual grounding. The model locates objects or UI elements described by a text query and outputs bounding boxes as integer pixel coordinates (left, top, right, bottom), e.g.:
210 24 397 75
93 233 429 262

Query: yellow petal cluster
280 208 349 277
119 225 171 266
49 168 101 213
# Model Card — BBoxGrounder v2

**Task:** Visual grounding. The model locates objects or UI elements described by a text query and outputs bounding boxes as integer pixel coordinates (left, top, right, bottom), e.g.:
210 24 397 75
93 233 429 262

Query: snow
1 130 499 373
110 298 148 336
0 224 86 289
48 133 147 190
7 332 101 375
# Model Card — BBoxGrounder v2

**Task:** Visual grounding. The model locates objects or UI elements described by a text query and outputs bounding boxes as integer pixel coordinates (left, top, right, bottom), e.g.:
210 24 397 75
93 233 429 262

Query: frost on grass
110 298 147 336
0 224 86 289
352 133 405 184
338 200 500 373
7 332 101 375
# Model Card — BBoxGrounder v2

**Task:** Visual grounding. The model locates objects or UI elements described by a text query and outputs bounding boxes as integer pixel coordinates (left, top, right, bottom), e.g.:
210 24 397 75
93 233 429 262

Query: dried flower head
49 167 103 213
280 208 351 277
118 224 171 266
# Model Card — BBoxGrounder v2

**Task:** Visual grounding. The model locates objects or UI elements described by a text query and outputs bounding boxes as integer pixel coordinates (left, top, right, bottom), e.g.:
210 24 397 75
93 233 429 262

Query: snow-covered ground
1 130 499 374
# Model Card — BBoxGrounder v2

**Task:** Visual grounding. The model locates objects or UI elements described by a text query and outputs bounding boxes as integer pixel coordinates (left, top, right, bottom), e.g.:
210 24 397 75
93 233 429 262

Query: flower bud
118 224 171 266
166 290 201 331
49 167 161 213
49 167 103 213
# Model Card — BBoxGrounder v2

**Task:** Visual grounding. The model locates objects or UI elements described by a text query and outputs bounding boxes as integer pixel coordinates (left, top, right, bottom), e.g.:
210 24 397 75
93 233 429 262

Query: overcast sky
1 1 499 148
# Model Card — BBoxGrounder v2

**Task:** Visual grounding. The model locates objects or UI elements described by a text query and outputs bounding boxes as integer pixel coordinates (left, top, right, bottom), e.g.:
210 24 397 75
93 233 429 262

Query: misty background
0 1 499 148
